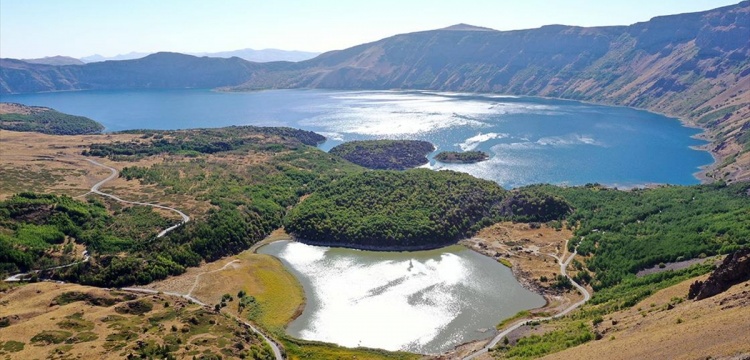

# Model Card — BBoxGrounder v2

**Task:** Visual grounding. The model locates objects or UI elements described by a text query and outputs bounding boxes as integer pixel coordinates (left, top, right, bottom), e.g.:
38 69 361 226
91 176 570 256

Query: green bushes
434 150 489 163
493 321 594 359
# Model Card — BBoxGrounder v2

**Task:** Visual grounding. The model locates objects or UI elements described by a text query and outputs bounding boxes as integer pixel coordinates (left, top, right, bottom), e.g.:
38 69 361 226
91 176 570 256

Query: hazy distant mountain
21 56 85 66
79 48 319 63
0 52 267 93
190 48 320 62
439 23 496 31
1 1 747 180
80 52 151 63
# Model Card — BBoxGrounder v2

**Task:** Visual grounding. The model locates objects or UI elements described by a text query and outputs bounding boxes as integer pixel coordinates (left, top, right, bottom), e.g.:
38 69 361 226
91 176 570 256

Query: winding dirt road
84 159 283 359
462 241 591 360
85 159 190 234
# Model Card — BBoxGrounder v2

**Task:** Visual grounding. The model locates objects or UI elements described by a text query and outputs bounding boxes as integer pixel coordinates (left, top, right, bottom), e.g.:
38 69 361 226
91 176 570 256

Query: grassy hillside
0 126 360 287
0 103 104 135
0 282 274 359
1 127 749 359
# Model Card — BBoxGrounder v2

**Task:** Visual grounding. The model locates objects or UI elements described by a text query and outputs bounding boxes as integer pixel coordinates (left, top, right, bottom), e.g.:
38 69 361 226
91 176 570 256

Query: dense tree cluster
84 126 325 158
498 188 572 222
434 150 489 163
0 105 104 135
532 182 750 290
329 140 435 170
285 169 507 248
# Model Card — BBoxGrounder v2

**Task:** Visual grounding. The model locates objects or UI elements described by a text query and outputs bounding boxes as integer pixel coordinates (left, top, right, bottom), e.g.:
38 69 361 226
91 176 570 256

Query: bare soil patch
461 222 583 316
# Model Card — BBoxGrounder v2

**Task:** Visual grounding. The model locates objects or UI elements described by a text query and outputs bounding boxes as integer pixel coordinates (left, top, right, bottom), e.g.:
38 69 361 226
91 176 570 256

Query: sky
0 0 742 59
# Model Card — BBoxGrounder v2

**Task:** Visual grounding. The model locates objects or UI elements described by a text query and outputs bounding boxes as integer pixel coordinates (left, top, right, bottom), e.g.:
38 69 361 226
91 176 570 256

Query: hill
0 282 274 359
1 3 747 181
80 48 320 63
0 52 271 93
0 103 104 135
20 56 85 66
191 48 320 62
284 169 508 249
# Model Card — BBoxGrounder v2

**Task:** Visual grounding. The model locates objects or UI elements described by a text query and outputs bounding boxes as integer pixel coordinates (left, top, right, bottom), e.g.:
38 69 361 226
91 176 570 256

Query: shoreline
264 230 568 357
291 236 461 252
4 88 726 185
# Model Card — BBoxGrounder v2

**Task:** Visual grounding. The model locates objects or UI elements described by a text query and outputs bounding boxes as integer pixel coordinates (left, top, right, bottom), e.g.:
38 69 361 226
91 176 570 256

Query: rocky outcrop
688 248 750 300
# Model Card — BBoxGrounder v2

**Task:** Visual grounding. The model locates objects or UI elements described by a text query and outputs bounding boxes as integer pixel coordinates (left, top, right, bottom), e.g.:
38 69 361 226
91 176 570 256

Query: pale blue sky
0 0 741 59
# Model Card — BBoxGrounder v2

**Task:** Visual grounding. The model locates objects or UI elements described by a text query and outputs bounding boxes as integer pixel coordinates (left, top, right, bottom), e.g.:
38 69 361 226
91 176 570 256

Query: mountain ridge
78 48 320 63
1 2 748 181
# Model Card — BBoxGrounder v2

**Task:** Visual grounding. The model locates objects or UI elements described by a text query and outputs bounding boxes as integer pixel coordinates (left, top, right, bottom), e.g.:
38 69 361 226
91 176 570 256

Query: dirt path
84 158 190 236
462 240 591 360
5 157 189 280
84 158 284 359
122 258 285 360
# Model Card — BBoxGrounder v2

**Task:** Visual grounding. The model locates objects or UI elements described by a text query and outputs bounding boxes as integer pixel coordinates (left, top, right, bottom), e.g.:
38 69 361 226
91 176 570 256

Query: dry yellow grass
540 277 750 360
0 130 132 199
0 282 270 359
143 235 304 332
0 130 211 218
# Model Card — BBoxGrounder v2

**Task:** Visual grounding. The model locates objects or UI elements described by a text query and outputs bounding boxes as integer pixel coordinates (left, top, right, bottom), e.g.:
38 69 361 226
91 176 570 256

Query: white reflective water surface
259 241 545 354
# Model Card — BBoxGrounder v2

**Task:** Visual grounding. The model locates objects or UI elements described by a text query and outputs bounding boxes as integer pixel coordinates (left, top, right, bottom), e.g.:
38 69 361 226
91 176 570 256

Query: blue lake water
1 89 712 188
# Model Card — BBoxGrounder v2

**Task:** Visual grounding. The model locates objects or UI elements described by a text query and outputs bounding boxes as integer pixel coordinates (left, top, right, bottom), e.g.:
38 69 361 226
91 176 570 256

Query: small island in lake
329 139 435 170
435 150 489 163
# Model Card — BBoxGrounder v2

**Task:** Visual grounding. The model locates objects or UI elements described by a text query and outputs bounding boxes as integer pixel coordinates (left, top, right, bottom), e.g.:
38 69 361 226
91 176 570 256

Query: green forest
285 169 507 248
0 105 104 135
533 182 750 290
0 192 167 278
328 140 435 170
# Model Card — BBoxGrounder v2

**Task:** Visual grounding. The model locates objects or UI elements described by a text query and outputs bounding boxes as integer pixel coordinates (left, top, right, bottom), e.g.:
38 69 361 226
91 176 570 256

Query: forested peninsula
0 103 104 135
285 169 506 249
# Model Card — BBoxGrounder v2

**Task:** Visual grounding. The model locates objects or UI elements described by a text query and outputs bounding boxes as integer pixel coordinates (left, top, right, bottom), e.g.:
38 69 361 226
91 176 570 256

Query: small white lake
259 241 545 354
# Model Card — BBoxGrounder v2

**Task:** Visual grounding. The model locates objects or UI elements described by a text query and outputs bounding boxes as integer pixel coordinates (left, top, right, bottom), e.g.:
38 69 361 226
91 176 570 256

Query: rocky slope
1 2 748 180
689 248 750 300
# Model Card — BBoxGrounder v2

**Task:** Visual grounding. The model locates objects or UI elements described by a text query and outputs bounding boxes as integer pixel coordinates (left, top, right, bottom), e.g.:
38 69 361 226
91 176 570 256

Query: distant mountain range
1 1 748 181
78 48 320 63
20 56 85 66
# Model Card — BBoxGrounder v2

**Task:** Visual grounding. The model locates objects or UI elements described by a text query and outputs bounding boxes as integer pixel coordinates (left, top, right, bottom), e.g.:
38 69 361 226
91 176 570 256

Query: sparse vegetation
492 320 594 359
